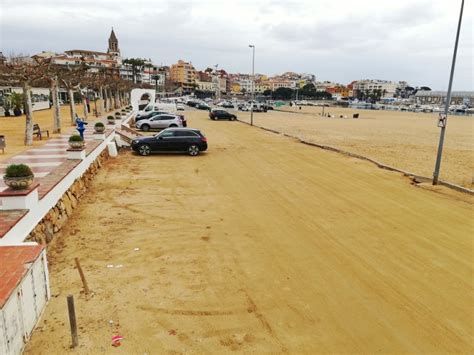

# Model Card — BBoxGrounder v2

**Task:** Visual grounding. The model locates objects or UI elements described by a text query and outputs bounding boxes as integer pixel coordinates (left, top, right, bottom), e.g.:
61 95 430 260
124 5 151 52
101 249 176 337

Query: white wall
130 89 156 111
0 249 50 355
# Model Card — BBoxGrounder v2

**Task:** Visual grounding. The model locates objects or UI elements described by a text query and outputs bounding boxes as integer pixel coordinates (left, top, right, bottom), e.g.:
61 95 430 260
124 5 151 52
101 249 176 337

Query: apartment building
170 60 196 92
267 79 296 91
414 91 474 106
352 79 398 98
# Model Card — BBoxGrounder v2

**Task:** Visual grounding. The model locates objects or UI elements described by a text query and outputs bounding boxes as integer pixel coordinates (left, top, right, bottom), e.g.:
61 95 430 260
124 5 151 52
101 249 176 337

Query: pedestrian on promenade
75 115 88 140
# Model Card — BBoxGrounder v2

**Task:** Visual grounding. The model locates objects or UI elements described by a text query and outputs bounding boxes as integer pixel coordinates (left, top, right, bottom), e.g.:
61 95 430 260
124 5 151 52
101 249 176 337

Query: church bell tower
107 28 120 57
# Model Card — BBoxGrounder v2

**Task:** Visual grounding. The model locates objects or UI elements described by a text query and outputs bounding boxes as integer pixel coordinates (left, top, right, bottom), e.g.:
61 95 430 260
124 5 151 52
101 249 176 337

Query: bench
0 135 5 153
33 124 49 140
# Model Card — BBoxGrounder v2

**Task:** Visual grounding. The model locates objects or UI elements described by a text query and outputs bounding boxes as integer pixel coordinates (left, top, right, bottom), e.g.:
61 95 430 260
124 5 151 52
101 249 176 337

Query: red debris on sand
111 335 124 347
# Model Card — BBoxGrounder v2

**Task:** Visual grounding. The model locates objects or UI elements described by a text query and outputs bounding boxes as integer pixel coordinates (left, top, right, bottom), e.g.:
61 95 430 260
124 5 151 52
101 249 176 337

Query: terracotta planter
3 175 34 190
107 118 115 125
68 141 85 149
94 125 105 133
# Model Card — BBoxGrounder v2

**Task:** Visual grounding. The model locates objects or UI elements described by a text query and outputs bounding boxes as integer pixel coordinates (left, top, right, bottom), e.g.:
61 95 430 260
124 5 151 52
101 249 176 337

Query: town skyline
1 0 472 91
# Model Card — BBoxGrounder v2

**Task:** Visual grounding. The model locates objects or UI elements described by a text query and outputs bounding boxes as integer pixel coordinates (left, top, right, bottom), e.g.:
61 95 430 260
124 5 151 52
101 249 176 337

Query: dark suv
209 109 237 121
131 128 208 156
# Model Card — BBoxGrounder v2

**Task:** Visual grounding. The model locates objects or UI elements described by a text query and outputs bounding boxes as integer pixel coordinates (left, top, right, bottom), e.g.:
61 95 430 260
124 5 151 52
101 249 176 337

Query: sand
25 111 473 353
239 106 473 188
0 100 108 161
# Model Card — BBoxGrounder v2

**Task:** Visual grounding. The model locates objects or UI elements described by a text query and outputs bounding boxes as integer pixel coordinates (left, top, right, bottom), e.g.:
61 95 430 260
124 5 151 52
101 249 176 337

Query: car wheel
141 124 150 132
169 124 178 127
230 116 236 121
188 144 200 156
138 144 151 156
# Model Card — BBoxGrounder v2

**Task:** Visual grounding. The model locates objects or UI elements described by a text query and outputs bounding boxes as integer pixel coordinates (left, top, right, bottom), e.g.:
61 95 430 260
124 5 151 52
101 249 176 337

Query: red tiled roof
0 245 44 308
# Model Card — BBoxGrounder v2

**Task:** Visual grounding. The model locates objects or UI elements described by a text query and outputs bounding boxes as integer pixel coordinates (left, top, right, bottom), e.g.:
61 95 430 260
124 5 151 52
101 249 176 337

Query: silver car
135 114 184 132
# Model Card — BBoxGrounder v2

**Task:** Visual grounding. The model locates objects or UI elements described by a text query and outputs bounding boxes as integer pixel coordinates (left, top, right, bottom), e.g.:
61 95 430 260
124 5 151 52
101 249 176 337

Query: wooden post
75 257 90 294
67 295 78 347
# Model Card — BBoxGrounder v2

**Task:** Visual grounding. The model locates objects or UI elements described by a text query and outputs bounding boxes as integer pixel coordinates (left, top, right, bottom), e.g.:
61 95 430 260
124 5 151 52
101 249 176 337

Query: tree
300 83 317 98
273 87 293 100
123 58 146 84
0 56 51 145
35 57 63 133
263 89 272 97
58 62 87 124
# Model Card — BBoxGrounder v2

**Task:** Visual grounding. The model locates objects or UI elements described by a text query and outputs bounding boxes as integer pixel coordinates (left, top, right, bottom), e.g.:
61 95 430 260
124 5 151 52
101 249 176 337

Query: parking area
25 110 473 353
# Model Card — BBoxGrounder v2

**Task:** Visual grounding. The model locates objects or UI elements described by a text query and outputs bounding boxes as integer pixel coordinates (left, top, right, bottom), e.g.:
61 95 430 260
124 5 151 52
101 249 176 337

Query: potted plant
3 164 34 190
68 134 84 149
94 121 105 133
107 115 115 124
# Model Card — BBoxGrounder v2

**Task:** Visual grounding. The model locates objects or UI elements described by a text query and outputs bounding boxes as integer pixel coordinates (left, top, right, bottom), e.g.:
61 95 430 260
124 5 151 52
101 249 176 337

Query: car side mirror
157 136 163 140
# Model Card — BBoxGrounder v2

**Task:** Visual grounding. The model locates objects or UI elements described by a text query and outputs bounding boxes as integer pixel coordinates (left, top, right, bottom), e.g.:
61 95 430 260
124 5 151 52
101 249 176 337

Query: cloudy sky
1 0 473 89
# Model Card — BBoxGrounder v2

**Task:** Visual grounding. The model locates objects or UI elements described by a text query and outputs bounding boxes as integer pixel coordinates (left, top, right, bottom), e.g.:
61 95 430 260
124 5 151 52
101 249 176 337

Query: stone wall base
27 149 110 244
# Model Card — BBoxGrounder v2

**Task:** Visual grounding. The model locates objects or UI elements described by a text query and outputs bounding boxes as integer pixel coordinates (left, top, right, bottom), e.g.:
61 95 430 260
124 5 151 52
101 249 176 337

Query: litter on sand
134 248 140 251
106 265 114 268
112 334 124 347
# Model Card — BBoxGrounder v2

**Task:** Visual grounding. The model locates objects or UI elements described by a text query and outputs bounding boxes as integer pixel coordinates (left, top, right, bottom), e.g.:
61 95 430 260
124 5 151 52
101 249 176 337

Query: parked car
196 102 210 110
222 102 235 109
131 128 208 156
135 110 169 122
135 114 186 131
209 109 237 121
177 104 185 111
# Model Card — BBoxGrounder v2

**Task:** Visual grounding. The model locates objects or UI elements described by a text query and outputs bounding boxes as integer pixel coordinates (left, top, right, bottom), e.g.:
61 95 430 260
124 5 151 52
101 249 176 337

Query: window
175 131 198 137
159 131 175 138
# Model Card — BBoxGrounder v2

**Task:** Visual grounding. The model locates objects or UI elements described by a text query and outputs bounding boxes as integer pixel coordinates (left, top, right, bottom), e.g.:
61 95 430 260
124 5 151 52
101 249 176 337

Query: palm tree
123 58 146 84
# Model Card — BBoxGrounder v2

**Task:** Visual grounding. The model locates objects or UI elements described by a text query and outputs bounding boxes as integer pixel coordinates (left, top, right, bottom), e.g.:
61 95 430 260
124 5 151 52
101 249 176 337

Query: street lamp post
433 0 464 185
249 45 255 126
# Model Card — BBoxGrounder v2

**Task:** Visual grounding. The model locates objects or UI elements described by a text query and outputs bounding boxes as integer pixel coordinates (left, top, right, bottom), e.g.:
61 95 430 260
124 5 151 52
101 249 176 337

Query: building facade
352 79 398 98
170 60 196 93
414 91 474 106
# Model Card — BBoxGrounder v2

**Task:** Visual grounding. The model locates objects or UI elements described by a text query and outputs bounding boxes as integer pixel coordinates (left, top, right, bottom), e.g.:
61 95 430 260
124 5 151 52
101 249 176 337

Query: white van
138 102 177 116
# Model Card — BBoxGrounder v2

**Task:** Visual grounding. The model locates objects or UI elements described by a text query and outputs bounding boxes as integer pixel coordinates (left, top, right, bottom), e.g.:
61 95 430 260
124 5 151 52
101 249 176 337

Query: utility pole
433 0 464 185
214 64 220 100
249 45 255 126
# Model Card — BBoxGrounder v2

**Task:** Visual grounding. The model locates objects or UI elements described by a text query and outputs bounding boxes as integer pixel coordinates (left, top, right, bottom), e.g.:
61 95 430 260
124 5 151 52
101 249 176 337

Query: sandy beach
239 106 473 188
25 111 473 353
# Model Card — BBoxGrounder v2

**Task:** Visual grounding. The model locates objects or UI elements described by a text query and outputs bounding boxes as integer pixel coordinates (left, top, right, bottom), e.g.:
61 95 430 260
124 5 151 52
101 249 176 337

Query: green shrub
95 122 105 128
115 111 121 116
69 134 83 142
5 164 33 177
107 115 115 120
10 92 24 110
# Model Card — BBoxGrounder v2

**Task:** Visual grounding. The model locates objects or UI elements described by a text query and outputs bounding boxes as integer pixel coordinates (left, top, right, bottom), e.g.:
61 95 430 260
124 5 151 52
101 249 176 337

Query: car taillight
201 137 207 142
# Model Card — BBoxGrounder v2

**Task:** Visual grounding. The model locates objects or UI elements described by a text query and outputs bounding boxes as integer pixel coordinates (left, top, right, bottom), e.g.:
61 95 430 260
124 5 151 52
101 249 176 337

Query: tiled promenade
0 122 117 239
